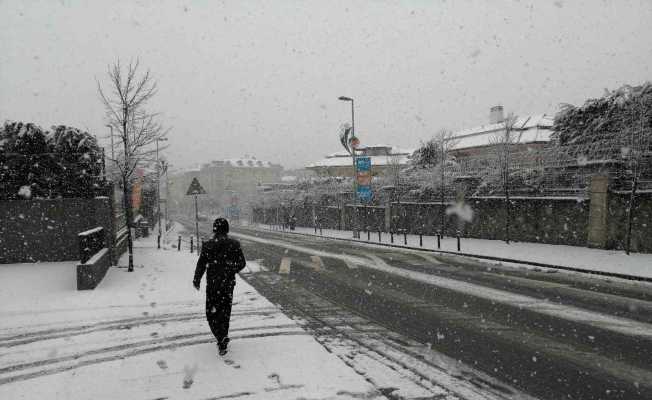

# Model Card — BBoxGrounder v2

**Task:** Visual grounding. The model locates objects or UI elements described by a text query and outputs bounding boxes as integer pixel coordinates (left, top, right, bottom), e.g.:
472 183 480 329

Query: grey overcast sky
1 0 651 170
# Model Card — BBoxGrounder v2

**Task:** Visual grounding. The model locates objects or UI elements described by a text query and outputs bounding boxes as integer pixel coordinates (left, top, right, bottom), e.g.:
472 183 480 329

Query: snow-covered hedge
554 82 652 146
0 121 103 200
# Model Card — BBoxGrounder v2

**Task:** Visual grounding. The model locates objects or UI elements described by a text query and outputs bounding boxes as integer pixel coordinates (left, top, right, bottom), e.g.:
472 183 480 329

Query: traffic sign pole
194 194 199 247
185 177 207 250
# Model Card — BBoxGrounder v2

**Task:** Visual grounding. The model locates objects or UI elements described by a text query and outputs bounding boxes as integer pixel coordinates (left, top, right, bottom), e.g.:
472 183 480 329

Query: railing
78 227 104 263
77 226 111 290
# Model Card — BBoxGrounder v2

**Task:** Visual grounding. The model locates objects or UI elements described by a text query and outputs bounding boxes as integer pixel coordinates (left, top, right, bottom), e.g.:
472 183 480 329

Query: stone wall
606 192 652 253
0 196 119 264
253 192 652 253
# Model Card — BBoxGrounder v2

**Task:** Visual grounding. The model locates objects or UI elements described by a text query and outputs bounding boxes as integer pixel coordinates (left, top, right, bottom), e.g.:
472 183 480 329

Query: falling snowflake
18 185 32 199
445 202 474 223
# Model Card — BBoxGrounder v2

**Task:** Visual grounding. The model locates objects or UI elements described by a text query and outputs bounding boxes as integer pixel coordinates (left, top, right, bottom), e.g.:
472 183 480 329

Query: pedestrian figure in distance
193 218 246 356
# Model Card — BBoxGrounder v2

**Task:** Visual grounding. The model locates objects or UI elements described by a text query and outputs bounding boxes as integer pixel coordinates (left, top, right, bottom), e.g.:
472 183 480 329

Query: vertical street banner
132 168 145 211
356 156 372 202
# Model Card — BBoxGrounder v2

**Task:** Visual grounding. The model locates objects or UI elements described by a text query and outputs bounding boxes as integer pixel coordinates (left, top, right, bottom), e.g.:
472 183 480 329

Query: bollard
367 230 370 241
437 233 441 249
178 235 181 251
190 236 194 254
456 232 461 252
390 232 394 243
378 231 381 242
404 232 407 245
314 226 317 234
157 234 161 249
419 234 423 247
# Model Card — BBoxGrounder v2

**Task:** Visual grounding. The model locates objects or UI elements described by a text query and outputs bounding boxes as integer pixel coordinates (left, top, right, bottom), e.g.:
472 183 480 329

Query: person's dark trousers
205 282 235 342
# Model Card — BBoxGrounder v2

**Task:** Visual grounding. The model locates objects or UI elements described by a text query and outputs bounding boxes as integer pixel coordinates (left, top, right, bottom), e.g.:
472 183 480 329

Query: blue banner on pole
356 156 371 172
355 156 372 202
357 185 372 202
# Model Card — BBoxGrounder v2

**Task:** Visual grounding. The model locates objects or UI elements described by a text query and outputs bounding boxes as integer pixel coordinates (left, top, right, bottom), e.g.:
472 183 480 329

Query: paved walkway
0 233 383 400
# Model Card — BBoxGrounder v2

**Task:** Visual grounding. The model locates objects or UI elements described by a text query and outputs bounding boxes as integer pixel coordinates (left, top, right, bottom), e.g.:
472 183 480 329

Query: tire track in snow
0 325 305 385
234 231 652 339
241 271 536 400
0 307 281 348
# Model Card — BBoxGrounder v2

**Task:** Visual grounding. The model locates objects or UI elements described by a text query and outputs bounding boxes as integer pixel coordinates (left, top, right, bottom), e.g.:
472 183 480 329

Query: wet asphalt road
183 221 652 400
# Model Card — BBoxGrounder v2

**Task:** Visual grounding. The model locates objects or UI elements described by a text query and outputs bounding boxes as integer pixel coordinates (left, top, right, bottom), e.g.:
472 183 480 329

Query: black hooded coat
193 235 246 342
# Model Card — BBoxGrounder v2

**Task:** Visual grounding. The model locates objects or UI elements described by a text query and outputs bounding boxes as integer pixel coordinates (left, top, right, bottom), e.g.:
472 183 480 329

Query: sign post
356 156 372 202
186 177 207 247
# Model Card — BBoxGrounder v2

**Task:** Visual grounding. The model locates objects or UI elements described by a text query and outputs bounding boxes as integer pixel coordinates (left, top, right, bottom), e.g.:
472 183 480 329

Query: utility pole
440 139 446 236
156 137 168 242
165 168 170 233
105 125 114 160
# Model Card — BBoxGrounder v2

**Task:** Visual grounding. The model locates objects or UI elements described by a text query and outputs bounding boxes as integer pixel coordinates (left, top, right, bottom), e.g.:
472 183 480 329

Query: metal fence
251 137 651 208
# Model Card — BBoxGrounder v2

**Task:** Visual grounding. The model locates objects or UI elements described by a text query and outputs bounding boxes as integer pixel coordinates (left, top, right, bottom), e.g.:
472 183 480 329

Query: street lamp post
105 124 114 161
156 137 168 245
338 96 360 239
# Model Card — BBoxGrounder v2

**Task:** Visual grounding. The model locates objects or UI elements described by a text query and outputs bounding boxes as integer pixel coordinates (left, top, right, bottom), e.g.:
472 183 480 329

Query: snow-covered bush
0 121 103 200
554 82 652 146
0 121 55 199
50 125 103 198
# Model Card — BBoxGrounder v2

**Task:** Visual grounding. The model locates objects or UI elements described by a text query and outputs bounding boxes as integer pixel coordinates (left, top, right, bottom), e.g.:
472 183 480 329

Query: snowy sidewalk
0 233 381 399
253 224 652 280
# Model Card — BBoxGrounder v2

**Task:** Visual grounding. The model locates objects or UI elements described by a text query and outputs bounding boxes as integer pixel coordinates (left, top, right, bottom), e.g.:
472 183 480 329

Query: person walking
193 218 246 356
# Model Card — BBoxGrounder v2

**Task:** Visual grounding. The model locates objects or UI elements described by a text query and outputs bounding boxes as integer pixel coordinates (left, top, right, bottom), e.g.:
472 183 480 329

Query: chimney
490 105 504 124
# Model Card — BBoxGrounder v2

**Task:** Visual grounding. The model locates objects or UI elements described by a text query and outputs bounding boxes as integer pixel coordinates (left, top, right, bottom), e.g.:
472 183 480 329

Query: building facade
307 145 413 177
168 156 282 221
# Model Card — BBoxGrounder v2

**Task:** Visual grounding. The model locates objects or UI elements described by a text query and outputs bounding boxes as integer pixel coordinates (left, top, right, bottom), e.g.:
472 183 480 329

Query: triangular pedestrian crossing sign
186 177 207 195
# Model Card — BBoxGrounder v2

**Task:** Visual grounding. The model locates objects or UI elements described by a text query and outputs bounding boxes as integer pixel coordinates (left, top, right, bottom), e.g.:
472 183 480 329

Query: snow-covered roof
308 145 413 169
307 154 411 168
449 114 554 150
207 156 278 168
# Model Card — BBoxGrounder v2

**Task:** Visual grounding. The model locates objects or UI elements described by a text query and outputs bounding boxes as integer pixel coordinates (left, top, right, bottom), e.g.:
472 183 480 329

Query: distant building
169 156 282 220
307 145 413 177
447 106 554 157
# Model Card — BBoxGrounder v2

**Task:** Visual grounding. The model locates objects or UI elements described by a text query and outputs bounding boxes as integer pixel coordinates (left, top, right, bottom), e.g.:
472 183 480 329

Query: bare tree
490 113 518 244
97 59 167 271
386 152 403 201
432 129 457 235
624 97 652 254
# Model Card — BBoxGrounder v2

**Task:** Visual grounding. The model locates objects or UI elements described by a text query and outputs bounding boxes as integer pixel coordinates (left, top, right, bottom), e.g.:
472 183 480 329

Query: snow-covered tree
0 121 53 199
489 113 518 244
50 125 103 198
0 121 102 200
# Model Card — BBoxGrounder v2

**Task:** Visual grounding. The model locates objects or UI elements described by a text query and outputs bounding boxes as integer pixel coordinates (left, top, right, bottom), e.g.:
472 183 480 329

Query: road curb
241 226 652 283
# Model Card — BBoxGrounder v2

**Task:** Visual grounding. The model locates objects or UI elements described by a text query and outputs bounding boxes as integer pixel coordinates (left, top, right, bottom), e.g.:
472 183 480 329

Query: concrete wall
253 193 652 253
0 197 118 264
606 192 652 253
